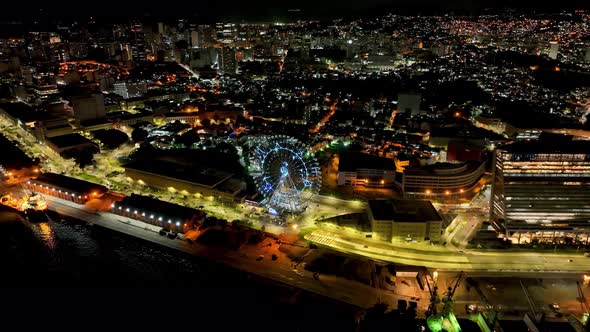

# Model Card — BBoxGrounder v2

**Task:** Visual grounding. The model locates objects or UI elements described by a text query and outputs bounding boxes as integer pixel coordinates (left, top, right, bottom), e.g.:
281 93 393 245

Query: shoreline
42 194 404 310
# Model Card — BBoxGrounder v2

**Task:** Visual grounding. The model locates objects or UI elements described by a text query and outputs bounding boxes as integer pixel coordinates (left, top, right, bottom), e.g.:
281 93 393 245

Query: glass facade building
491 135 590 243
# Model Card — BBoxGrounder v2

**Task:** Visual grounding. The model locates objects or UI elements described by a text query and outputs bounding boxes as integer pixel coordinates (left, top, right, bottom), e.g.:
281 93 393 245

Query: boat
0 192 48 222
23 193 48 223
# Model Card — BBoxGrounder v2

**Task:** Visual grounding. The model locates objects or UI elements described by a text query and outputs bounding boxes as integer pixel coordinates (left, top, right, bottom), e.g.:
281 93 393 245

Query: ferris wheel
248 136 320 214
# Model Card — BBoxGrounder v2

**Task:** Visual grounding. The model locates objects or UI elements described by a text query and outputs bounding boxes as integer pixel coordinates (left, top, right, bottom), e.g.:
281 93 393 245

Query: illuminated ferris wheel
248 136 320 214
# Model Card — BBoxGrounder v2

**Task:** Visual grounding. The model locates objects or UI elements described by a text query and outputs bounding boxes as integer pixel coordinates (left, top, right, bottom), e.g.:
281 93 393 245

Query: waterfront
0 207 358 331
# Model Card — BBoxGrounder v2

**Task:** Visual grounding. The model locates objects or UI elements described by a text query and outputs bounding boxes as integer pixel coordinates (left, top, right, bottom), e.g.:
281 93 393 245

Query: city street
305 229 590 273
0 112 362 235
443 211 489 249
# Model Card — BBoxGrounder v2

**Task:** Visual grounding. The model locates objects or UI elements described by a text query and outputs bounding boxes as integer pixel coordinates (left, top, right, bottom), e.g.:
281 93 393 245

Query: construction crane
521 280 544 324
426 271 464 332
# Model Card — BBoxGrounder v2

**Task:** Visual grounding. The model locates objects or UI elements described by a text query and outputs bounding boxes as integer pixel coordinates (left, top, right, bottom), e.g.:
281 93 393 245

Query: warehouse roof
338 152 395 172
32 172 107 194
368 199 441 223
116 194 204 220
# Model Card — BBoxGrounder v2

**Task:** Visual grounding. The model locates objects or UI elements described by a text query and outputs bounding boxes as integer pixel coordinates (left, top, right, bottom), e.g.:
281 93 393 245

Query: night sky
0 0 588 22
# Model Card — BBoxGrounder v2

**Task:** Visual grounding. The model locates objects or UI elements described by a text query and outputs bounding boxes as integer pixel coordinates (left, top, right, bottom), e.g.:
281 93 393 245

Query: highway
306 229 590 274
443 211 489 249
42 194 410 310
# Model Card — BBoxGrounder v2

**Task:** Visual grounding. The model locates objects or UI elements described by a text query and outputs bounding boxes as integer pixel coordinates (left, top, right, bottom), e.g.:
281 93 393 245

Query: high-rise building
113 81 147 99
397 93 421 116
190 31 199 48
491 134 590 243
130 23 146 62
190 48 215 69
548 41 559 60
219 47 237 74
72 93 106 125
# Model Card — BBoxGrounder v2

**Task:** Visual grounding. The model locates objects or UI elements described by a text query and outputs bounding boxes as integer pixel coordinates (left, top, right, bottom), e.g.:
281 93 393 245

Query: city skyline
0 4 589 332
1 2 589 23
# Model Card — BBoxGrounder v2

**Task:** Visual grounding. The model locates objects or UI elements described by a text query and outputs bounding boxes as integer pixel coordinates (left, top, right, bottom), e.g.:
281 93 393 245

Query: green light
427 315 444 332
445 312 462 332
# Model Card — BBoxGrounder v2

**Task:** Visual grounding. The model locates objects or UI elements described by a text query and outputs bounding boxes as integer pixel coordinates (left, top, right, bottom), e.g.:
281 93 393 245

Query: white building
548 41 559 60
113 81 147 99
368 199 443 243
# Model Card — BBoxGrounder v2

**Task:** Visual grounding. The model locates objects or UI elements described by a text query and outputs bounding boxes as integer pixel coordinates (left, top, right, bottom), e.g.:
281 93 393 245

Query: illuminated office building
491 134 590 243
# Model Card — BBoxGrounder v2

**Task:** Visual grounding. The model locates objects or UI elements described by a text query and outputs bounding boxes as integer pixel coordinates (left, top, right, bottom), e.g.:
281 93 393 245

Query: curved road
306 229 590 274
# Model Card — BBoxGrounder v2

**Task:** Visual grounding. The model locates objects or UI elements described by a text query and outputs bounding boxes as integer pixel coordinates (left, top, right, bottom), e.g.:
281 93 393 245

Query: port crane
425 271 464 332
465 277 501 332
576 281 590 331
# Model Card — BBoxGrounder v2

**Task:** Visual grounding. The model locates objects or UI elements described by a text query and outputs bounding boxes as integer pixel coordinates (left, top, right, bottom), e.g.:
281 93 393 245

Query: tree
131 127 149 142
214 142 238 158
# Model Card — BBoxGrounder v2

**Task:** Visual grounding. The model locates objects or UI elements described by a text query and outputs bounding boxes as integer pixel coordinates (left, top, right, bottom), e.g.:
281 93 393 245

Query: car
159 229 168 236
457 250 465 255
465 304 480 314
568 259 574 262
549 303 560 311
167 232 178 239
256 255 264 262
584 252 590 257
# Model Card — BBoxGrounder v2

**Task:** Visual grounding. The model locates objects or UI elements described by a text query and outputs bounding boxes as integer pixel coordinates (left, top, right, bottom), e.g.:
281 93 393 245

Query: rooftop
116 194 204 220
338 152 395 172
429 125 505 141
368 199 442 223
123 159 233 188
404 161 484 177
499 133 590 155
0 101 56 123
46 133 95 148
32 172 108 194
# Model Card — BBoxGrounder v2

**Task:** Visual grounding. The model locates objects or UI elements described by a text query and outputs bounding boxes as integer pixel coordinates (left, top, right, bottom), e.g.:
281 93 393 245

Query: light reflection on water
32 223 57 250
0 210 200 287
0 208 357 332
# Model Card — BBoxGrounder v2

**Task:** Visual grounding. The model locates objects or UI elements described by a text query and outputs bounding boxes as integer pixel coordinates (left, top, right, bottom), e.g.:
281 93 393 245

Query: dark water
0 208 357 331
